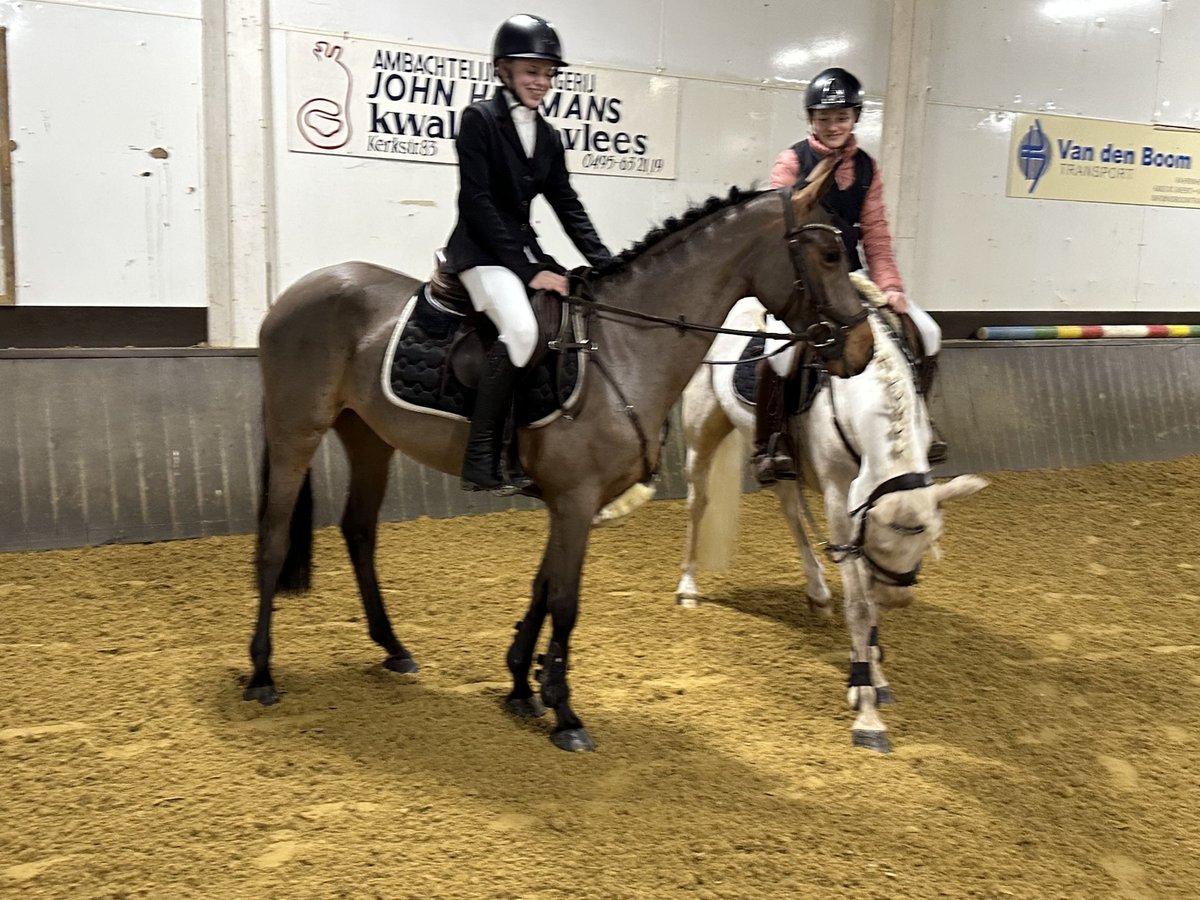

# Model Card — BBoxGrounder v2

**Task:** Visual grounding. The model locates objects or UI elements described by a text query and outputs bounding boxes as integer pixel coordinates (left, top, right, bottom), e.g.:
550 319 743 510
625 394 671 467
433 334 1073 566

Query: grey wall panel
928 340 1200 478
4 340 1200 552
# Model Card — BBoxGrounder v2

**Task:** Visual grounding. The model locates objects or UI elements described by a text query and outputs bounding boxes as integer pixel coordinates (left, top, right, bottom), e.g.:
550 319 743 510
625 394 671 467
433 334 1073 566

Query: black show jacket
442 91 613 285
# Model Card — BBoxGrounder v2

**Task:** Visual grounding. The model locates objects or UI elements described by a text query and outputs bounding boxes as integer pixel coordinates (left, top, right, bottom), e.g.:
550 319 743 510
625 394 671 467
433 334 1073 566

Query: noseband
825 472 933 587
777 186 870 363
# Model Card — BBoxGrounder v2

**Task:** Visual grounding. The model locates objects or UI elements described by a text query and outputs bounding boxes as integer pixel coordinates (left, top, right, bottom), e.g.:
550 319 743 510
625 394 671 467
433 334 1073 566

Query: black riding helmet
492 14 568 67
805 67 864 112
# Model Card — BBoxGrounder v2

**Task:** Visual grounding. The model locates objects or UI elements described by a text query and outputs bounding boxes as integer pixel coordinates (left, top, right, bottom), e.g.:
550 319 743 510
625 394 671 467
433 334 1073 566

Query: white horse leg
675 374 740 607
676 440 709 608
867 615 895 705
770 481 833 620
820 480 890 752
841 561 890 752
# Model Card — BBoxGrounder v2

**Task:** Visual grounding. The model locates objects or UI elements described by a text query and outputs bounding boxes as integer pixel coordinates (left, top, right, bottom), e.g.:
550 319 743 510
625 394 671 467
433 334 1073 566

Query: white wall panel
37 0 199 15
2 3 203 307
930 1 1164 119
269 0 663 71
1135 206 1200 309
1157 1 1200 126
660 0 890 87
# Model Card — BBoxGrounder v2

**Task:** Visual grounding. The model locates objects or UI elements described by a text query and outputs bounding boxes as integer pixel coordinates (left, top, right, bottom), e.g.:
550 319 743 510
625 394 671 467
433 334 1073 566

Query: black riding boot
917 355 949 465
462 342 521 494
752 360 796 485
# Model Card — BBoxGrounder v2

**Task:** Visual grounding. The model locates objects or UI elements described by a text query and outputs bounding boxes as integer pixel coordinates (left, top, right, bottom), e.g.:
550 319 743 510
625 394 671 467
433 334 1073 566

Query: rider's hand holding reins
884 290 907 313
530 270 569 295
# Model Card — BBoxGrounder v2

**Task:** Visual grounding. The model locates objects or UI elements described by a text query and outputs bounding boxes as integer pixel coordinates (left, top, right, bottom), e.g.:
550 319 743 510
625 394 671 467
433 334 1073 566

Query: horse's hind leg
333 410 418 674
676 375 736 607
676 439 715 607
249 431 324 704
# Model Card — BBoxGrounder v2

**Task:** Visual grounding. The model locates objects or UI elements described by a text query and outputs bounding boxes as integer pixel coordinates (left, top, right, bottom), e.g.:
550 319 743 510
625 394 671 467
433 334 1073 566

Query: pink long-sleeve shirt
769 135 904 294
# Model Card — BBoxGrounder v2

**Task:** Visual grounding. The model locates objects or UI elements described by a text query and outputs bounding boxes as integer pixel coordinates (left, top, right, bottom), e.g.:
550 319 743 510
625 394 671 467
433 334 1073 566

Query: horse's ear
933 474 988 505
792 155 838 215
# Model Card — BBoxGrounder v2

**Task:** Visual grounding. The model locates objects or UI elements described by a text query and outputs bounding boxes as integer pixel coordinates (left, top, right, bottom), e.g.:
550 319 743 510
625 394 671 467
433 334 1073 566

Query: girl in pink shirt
753 67 946 485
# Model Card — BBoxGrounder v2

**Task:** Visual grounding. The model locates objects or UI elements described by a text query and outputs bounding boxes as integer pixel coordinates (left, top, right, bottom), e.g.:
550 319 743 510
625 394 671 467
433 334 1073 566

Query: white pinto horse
605 277 987 752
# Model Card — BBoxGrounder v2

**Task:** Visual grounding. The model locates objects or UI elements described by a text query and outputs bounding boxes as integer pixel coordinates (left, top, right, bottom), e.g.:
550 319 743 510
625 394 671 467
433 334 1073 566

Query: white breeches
459 266 539 368
905 297 941 355
763 314 797 377
762 294 941 377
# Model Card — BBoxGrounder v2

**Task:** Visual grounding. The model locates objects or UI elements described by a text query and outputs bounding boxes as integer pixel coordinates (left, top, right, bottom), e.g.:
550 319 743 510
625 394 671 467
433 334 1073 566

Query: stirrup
461 474 506 494
753 435 796 486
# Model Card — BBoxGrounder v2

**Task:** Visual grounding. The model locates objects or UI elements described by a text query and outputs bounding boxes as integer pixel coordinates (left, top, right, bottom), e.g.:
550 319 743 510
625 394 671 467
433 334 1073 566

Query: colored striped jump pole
974 325 1200 340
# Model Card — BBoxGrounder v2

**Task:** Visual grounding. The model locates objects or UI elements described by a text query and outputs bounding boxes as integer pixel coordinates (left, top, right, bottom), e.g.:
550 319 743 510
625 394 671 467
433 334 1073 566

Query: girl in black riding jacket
441 13 613 494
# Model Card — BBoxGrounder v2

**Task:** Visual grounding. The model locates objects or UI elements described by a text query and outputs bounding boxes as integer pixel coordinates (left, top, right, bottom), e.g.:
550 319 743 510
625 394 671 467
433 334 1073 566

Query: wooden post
0 26 15 305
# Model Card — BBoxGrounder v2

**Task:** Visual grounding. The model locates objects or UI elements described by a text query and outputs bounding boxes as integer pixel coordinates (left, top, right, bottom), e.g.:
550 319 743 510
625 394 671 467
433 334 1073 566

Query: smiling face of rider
808 107 858 150
498 58 556 110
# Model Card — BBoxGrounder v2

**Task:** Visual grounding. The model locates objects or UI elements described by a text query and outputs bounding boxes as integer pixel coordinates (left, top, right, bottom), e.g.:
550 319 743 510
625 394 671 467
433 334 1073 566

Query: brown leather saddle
429 250 576 386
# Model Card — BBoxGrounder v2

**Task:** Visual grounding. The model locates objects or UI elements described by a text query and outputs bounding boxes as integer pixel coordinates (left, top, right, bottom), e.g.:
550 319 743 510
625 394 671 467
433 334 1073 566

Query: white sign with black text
286 32 679 180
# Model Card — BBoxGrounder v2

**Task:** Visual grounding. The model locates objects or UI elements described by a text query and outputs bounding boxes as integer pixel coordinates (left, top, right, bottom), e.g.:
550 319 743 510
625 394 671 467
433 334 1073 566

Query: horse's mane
595 185 764 277
869 314 919 461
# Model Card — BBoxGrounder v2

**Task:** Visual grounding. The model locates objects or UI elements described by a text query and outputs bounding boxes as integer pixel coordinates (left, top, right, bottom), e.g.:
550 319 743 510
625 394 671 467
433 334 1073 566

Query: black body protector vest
791 141 875 273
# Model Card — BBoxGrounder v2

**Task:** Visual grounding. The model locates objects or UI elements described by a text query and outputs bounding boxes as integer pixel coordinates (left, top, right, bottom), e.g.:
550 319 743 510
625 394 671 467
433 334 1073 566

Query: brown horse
250 158 874 751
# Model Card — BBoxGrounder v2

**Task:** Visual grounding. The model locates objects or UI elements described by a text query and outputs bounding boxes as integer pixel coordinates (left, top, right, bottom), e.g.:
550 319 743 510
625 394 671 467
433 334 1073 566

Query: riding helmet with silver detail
804 67 864 110
492 14 568 67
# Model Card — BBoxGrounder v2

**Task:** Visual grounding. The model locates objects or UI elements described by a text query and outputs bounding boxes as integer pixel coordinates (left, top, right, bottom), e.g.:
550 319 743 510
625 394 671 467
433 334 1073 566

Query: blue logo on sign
1017 119 1051 194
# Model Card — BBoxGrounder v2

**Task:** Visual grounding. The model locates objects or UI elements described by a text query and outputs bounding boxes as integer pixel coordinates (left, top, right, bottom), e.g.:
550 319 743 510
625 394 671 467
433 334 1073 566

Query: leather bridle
825 472 934 587
775 185 871 364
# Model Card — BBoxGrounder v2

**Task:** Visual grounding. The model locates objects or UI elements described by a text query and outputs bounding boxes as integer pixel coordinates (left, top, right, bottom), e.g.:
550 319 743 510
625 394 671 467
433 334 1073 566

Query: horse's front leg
867 621 895 705
534 494 599 751
504 578 549 719
772 481 833 620
841 559 890 752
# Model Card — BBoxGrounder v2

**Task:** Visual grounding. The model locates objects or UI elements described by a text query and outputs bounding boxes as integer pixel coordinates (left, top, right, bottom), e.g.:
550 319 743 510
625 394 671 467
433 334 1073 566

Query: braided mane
595 185 764 277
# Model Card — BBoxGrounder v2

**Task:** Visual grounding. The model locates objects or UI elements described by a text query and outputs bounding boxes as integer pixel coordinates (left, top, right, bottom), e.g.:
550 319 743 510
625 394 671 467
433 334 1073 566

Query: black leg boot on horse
752 359 797 485
461 341 532 495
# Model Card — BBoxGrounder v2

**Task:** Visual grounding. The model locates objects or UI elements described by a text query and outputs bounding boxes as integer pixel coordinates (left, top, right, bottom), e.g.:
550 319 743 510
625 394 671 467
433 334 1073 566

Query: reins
562 272 812 345
562 185 864 354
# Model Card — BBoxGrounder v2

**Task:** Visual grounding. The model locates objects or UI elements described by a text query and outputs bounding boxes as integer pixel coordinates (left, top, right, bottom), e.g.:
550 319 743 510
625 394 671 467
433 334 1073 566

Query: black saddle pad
385 285 582 427
732 335 822 415
733 336 766 405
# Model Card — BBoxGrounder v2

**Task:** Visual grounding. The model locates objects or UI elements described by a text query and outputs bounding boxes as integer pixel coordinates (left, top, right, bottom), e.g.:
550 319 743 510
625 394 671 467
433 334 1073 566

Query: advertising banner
1008 112 1200 209
286 32 679 180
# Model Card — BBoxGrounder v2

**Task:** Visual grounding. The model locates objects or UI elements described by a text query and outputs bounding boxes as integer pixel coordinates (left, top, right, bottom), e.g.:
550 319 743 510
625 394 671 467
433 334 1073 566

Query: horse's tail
694 426 745 572
258 447 314 595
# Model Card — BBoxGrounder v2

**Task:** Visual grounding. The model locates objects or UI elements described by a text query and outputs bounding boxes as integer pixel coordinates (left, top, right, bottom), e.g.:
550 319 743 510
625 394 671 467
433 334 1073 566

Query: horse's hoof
675 594 701 609
384 655 420 674
243 684 280 706
505 695 546 718
550 727 596 752
875 685 897 705
852 729 891 753
806 595 833 620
